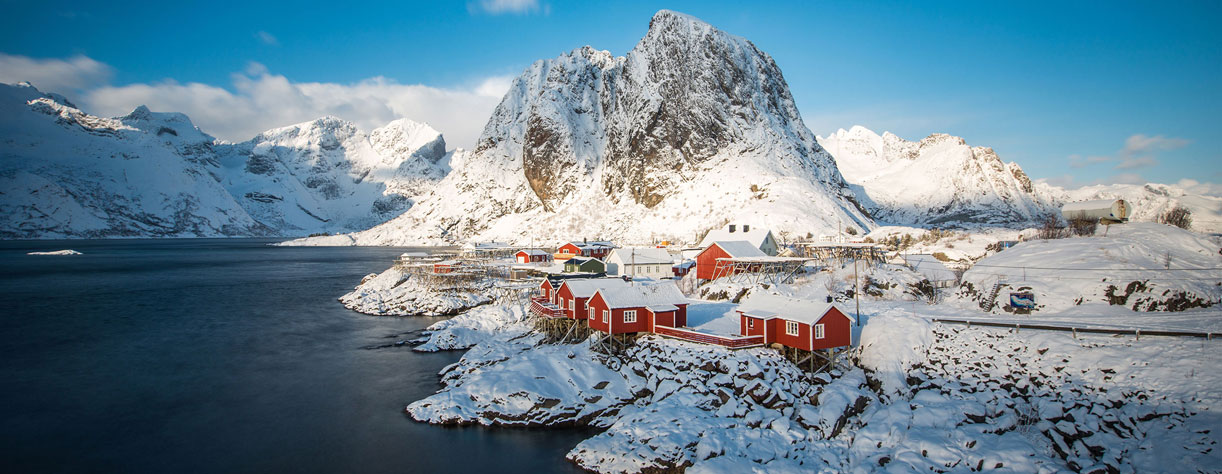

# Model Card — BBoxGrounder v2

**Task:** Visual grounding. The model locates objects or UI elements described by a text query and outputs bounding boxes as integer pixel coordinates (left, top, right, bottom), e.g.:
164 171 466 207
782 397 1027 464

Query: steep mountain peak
371 118 447 163
119 104 213 145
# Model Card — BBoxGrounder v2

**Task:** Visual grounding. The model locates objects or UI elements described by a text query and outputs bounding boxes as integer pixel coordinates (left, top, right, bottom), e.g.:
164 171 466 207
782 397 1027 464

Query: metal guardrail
931 318 1217 340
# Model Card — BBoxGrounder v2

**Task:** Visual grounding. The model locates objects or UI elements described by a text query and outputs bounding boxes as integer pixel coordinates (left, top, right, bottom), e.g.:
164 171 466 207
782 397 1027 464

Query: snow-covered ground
406 296 1221 472
955 222 1222 314
26 249 81 255
338 265 494 316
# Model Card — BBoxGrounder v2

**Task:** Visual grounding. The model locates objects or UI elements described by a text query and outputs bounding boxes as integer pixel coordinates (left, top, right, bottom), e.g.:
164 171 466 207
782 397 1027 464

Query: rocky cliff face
820 126 1058 226
0 82 448 238
324 10 872 246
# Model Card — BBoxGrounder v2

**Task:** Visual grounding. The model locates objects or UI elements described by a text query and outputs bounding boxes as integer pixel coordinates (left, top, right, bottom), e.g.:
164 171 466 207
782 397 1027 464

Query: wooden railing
530 296 566 319
653 325 764 349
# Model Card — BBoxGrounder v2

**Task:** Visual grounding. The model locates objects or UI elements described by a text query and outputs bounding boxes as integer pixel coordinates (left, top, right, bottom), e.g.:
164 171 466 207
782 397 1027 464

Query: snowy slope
0 82 449 238
955 222 1222 313
819 126 1059 226
290 10 872 247
1059 181 1222 233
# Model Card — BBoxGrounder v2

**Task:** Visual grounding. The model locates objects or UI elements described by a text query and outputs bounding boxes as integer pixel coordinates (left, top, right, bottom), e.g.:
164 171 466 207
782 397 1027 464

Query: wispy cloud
1067 154 1111 169
0 53 112 93
470 0 547 15
256 31 279 46
79 60 513 148
1121 133 1189 158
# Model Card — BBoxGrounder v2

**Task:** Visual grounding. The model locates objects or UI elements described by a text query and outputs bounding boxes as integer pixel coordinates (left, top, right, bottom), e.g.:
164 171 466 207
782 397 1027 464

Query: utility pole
853 256 861 326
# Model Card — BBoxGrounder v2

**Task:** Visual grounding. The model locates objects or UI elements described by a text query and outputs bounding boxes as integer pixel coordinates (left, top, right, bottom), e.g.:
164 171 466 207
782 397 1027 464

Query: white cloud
256 31 279 46
1121 133 1189 158
1116 156 1159 169
471 0 545 15
80 61 514 148
1067 154 1112 169
0 53 112 93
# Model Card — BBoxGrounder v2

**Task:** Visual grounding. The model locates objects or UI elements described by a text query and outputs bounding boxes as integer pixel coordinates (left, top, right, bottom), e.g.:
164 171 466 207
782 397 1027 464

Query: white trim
815 324 825 339
785 320 800 336
624 310 637 323
603 310 609 323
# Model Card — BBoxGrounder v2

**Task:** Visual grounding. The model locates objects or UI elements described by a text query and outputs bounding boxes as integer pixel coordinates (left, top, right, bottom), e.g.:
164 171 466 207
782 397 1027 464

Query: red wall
695 244 731 280
559 243 582 255
812 307 853 350
587 293 652 334
769 318 812 351
539 279 554 300
555 284 591 320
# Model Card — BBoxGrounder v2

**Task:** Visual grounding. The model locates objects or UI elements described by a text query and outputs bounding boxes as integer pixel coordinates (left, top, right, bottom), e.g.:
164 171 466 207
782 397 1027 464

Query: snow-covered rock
338 265 493 316
289 10 872 247
0 82 450 238
26 249 82 255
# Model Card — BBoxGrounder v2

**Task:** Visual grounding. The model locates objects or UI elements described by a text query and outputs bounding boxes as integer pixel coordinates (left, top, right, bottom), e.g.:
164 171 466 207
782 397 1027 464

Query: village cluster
400 224 918 371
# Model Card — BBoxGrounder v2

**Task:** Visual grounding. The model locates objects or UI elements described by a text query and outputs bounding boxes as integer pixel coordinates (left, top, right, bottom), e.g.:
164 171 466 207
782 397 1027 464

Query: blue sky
1 0 1218 189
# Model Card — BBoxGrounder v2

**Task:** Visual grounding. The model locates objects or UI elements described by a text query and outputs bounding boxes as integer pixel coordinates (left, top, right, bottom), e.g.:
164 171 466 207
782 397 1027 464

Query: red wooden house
695 241 766 280
587 282 689 335
515 249 553 263
559 241 616 260
554 278 629 320
735 294 853 351
538 278 558 301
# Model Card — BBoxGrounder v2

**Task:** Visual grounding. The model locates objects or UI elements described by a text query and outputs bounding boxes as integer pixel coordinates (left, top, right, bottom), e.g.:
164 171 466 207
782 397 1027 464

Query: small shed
735 294 853 351
564 257 606 274
515 249 552 264
587 282 689 335
672 260 695 278
695 241 766 280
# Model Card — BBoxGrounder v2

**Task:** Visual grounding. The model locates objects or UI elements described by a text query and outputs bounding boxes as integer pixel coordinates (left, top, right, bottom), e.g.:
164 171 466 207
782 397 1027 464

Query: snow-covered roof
516 249 550 256
908 254 956 282
608 247 674 265
698 226 773 250
708 241 766 258
735 294 853 325
435 259 460 265
566 257 603 265
560 278 629 298
593 281 687 310
567 241 616 250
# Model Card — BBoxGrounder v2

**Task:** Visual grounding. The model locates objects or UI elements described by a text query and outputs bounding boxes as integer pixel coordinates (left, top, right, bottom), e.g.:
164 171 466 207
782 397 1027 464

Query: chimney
729 224 737 233
743 224 750 233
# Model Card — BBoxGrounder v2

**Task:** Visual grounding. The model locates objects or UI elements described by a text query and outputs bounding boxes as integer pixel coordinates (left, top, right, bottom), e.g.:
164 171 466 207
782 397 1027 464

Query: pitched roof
567 241 616 250
707 241 767 258
608 247 674 265
559 278 628 298
566 256 602 265
593 281 688 310
698 227 773 250
735 293 853 324
516 249 550 256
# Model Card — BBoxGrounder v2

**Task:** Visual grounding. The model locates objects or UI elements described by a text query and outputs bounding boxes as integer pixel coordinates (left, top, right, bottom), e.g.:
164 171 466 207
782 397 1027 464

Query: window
568 299 574 310
748 319 754 329
815 324 825 339
589 307 594 319
785 320 800 336
603 310 609 323
624 310 637 323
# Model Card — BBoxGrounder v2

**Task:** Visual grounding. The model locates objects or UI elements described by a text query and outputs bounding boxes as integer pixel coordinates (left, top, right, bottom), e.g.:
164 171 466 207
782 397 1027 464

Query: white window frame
748 319 754 329
785 320 800 336
815 323 825 339
589 307 595 319
568 299 574 310
624 310 637 323
603 310 609 323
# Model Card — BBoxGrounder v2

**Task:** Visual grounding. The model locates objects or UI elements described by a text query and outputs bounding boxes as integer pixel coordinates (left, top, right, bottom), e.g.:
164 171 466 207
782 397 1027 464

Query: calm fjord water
0 239 587 473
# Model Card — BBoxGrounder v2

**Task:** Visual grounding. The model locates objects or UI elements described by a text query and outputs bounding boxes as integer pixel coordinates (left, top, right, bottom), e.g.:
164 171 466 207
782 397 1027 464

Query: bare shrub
1068 217 1097 237
1038 213 1068 240
1158 205 1193 230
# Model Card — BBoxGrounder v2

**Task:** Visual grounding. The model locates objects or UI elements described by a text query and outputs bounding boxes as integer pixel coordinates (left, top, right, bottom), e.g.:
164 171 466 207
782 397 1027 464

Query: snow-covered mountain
0 82 449 238
296 10 872 246
819 126 1059 226
820 125 1222 233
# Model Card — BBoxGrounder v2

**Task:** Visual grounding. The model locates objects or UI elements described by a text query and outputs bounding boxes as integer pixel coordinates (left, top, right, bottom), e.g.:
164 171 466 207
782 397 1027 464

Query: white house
698 224 778 256
605 247 675 279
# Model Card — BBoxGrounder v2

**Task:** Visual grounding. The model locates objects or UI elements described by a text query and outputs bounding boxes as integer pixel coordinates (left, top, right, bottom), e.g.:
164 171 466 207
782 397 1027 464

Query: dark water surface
0 239 590 473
